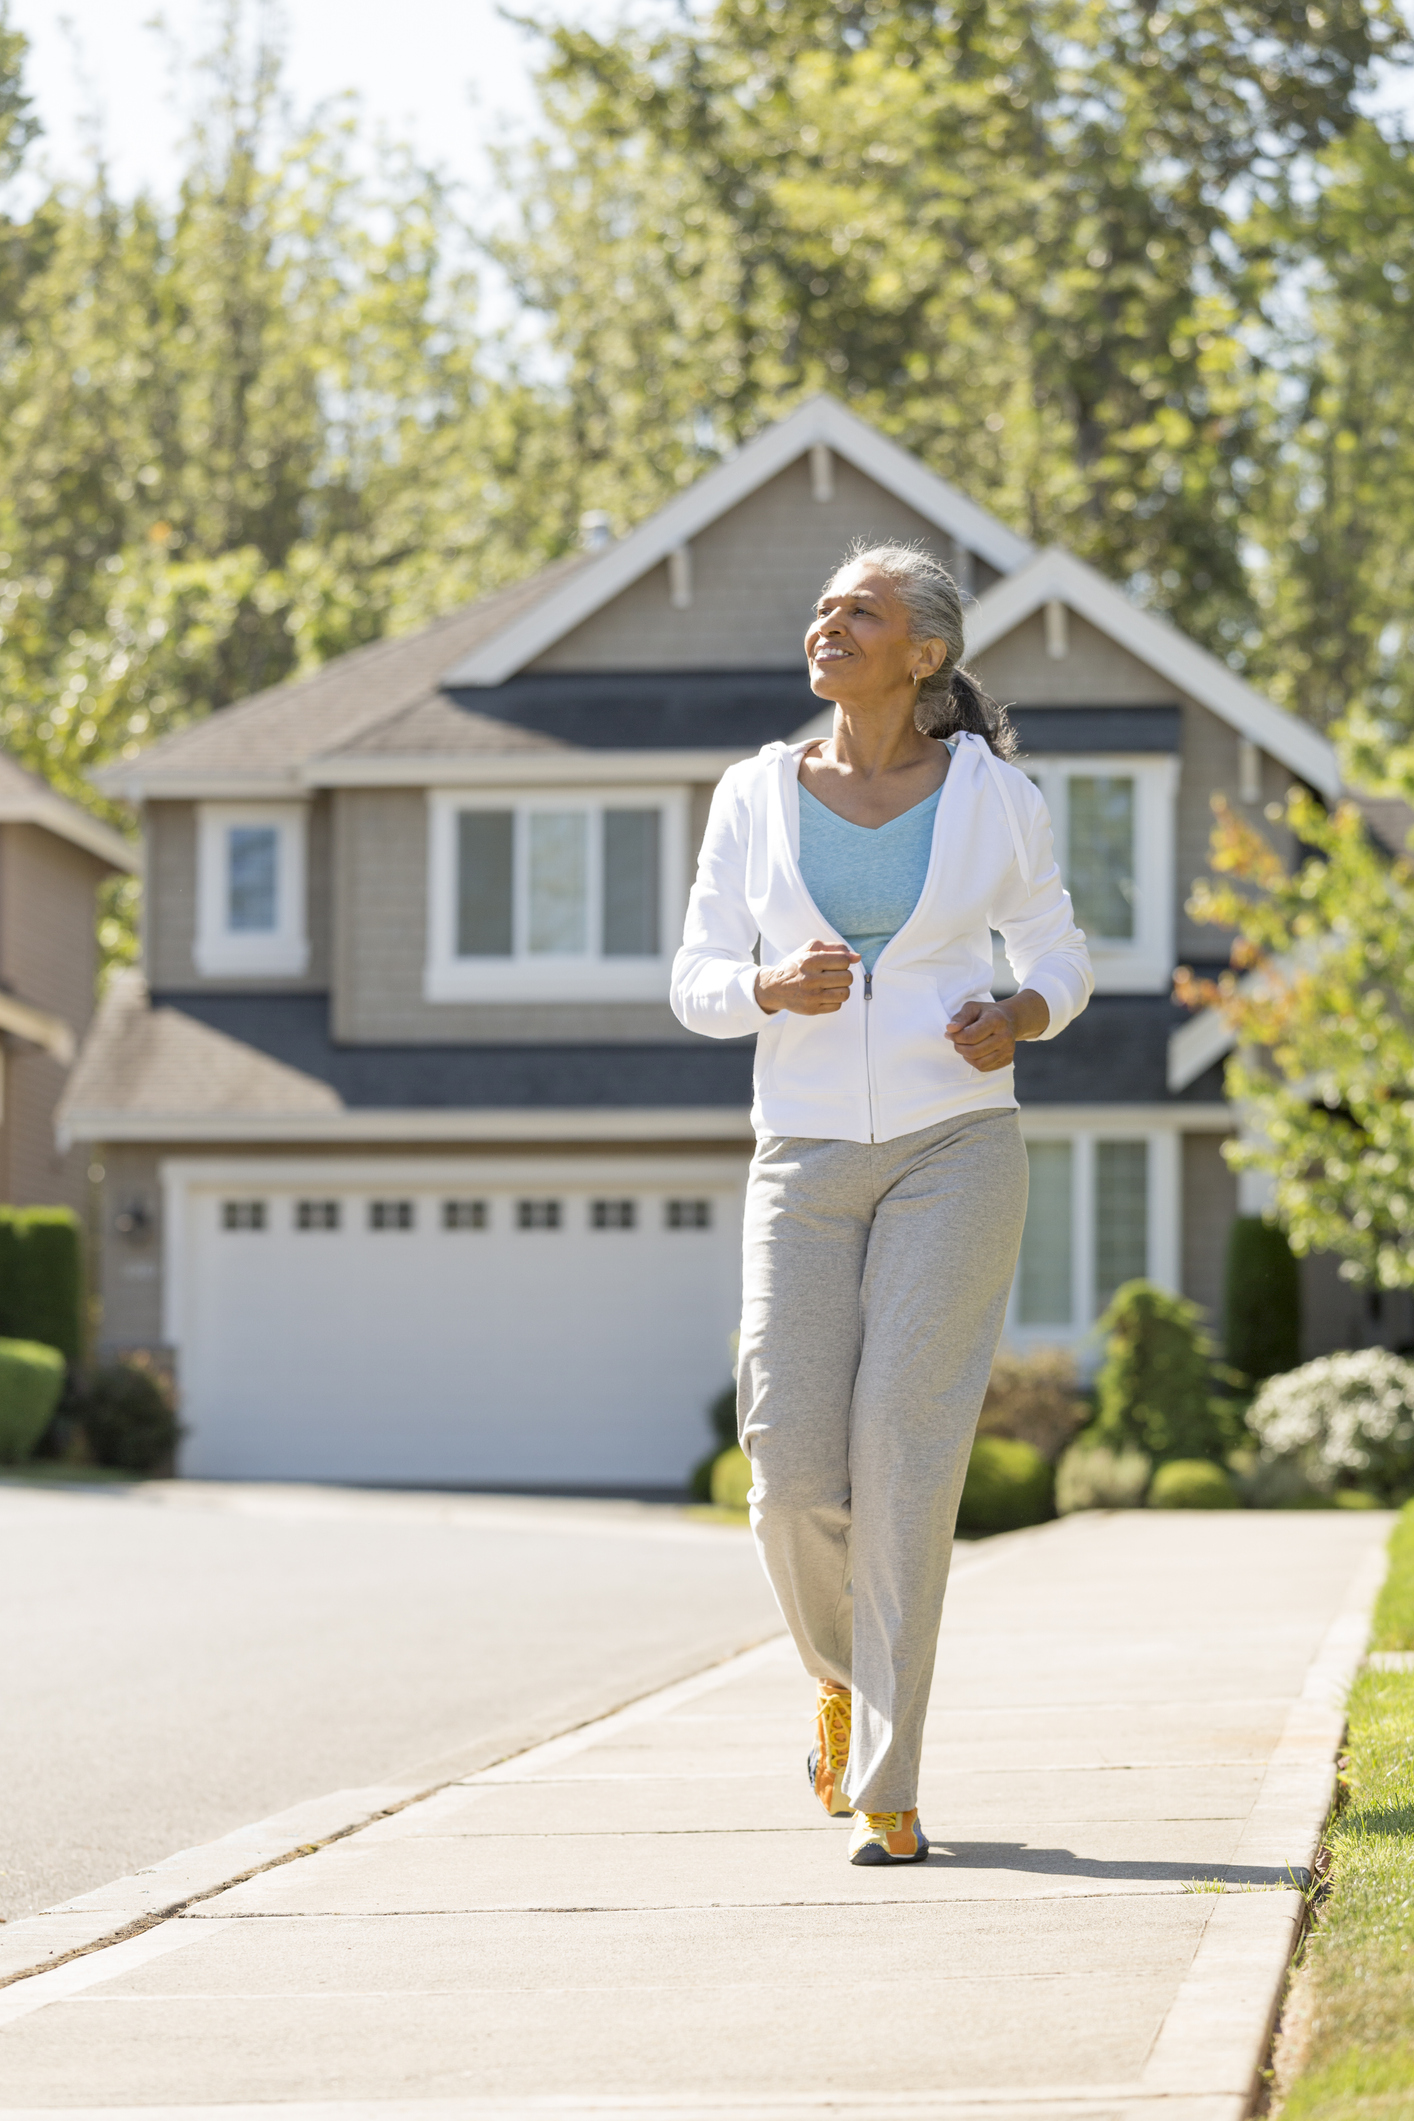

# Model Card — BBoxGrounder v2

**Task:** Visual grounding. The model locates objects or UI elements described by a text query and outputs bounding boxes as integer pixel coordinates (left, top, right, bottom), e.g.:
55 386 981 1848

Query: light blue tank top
797 764 947 974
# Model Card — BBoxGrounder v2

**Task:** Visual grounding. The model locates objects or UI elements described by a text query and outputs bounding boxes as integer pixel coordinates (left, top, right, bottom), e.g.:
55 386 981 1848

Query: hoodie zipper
862 968 876 1142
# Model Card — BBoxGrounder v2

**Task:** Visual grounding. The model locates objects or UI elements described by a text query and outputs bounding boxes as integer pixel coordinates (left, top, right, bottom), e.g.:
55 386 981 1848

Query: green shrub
1055 1434 1152 1513
977 1348 1090 1463
1247 1350 1414 1507
1147 1458 1240 1510
1224 1217 1302 1384
0 1207 84 1366
1093 1280 1231 1466
689 1382 739 1498
0 1339 67 1463
709 1443 752 1511
958 1434 1053 1533
79 1361 180 1474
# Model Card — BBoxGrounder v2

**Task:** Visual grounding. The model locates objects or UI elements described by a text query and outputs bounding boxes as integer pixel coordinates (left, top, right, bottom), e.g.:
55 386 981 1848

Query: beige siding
332 788 694 1045
0 822 106 1212
1174 700 1297 964
146 795 332 991
1180 1132 1236 1332
96 1143 165 1352
530 457 972 672
971 610 1176 705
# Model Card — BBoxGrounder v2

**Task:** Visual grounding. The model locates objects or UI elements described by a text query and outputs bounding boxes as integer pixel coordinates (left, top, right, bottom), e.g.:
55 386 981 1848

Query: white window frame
1019 754 1178 995
194 803 309 978
424 786 688 1003
1006 1121 1180 1354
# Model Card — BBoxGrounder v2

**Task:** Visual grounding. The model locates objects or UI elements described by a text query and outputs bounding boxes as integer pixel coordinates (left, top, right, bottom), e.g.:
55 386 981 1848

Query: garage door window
296 1200 340 1231
442 1200 489 1230
222 1201 267 1231
369 1201 415 1231
666 1200 712 1229
517 1200 562 1230
591 1199 636 1229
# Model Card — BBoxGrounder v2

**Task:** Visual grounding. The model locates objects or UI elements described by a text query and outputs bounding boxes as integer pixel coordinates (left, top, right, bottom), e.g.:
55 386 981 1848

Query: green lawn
1273 1501 1414 2118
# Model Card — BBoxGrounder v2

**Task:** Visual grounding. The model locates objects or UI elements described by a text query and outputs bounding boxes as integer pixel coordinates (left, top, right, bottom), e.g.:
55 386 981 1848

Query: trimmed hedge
1224 1217 1301 1383
0 1207 84 1366
1148 1458 1240 1510
958 1434 1053 1533
0 1338 67 1463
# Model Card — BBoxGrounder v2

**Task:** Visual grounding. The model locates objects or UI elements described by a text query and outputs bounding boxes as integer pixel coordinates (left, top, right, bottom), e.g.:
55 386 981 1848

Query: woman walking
670 543 1092 1866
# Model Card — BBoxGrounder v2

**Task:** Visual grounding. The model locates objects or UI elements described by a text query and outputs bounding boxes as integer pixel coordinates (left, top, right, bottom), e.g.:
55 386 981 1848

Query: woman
669 542 1092 1866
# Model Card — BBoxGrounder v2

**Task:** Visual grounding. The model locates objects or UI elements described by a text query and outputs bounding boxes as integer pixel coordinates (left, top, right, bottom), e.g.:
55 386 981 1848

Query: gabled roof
0 748 138 869
965 548 1341 801
439 395 1036 687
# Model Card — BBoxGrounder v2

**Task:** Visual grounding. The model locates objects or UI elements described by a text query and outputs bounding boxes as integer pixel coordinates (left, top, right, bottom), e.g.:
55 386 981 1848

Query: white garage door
164 1157 747 1488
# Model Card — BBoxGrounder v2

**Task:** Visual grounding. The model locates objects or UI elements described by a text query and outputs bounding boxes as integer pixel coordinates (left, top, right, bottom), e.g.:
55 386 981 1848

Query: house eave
302 748 759 788
58 1105 757 1150
0 793 140 871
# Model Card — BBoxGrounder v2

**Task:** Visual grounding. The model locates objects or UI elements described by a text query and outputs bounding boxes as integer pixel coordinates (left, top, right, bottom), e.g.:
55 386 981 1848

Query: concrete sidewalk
0 1509 1390 2121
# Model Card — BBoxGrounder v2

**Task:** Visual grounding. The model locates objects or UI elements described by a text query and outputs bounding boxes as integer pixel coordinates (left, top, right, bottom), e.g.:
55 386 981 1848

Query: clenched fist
755 938 862 1017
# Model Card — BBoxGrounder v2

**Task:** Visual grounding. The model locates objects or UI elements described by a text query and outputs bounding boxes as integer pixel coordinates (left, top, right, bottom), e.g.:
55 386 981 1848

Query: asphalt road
0 1477 778 1923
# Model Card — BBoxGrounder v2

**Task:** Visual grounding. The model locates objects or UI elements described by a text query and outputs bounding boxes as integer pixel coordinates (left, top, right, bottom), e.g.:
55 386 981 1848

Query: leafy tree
499 0 1407 655
0 11 577 823
1179 779 1414 1291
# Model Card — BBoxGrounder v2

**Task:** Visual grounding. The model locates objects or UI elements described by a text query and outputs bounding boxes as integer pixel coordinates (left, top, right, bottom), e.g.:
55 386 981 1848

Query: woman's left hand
945 991 1050 1072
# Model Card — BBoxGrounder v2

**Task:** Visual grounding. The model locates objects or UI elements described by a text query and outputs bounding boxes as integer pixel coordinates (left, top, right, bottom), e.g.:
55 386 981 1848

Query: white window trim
194 803 309 978
1022 754 1178 995
1005 1120 1180 1355
424 786 688 1003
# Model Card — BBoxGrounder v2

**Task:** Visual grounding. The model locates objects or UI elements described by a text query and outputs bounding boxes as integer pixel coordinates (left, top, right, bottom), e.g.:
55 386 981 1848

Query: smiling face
805 560 945 708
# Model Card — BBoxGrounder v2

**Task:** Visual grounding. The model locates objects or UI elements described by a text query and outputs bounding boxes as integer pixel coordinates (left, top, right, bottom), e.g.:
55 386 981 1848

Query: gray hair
828 540 1017 760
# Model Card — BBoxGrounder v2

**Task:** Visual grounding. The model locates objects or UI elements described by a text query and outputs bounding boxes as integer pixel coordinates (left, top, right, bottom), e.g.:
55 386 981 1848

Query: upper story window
425 788 687 1002
1000 756 1177 995
195 803 310 979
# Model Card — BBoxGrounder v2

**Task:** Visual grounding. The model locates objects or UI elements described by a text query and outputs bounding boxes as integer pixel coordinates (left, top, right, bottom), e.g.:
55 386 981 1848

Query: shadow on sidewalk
924 1841 1306 1888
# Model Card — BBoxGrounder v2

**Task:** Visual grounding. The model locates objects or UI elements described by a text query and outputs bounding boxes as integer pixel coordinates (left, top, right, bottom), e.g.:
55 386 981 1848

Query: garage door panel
176 1174 743 1486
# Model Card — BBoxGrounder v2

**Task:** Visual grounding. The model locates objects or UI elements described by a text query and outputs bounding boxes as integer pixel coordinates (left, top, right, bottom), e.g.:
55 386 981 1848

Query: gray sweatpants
737 1109 1029 1812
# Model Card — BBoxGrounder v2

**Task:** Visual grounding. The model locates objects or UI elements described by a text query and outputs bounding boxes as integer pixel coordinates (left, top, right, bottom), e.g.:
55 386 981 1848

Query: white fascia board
100 775 306 804
440 395 1035 689
967 549 1342 801
0 792 140 872
304 749 755 788
1167 1008 1238 1092
59 1105 756 1150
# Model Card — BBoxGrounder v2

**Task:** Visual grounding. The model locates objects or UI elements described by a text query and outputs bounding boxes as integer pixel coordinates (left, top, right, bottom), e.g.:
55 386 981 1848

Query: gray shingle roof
100 554 595 792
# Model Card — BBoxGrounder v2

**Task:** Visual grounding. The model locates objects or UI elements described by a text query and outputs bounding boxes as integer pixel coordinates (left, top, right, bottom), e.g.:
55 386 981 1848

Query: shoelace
819 1689 851 1772
862 1812 904 1833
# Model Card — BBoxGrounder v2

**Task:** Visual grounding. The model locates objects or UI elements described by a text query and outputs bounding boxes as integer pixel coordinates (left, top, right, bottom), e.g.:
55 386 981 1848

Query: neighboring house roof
56 980 756 1148
0 747 138 870
964 548 1341 801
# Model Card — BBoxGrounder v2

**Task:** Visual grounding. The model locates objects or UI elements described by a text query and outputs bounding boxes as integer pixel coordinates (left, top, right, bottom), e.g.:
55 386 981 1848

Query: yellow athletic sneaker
848 1808 930 1865
806 1680 853 1817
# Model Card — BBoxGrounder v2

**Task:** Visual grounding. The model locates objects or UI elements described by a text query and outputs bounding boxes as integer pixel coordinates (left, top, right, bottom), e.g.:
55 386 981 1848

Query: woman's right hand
755 938 862 1016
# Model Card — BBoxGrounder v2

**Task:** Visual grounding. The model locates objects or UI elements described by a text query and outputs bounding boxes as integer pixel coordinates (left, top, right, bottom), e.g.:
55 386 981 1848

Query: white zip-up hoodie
670 731 1094 1144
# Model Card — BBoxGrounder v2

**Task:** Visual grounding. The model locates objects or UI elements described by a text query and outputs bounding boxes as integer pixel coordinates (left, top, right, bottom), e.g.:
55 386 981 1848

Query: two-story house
1 751 137 1214
59 396 1349 1490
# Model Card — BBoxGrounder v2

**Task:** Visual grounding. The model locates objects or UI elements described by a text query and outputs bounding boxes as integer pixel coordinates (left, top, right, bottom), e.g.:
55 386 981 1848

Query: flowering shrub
1247 1351 1414 1504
